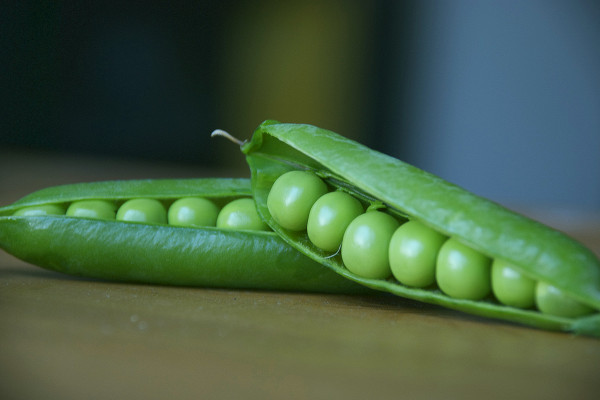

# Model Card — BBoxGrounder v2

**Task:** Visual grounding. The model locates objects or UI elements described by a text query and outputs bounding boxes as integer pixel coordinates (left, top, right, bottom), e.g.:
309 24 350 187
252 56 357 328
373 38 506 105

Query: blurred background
1 0 599 215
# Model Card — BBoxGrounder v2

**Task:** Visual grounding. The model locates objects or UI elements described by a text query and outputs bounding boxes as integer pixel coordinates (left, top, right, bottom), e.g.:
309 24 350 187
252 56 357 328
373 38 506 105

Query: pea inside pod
389 220 446 288
67 200 117 220
225 121 600 337
168 197 219 227
307 190 364 252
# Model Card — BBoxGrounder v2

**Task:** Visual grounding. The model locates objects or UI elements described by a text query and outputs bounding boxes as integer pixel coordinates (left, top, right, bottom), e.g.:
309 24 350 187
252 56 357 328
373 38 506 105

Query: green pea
216 198 269 231
536 281 595 318
66 200 117 220
116 198 167 224
341 211 400 279
389 220 446 288
436 238 491 300
168 197 219 227
491 259 535 309
266 170 328 231
14 204 66 216
307 191 364 252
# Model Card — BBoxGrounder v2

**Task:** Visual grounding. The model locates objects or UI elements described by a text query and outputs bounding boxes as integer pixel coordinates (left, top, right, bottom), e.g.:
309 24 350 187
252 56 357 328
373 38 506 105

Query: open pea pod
0 178 368 294
240 120 600 337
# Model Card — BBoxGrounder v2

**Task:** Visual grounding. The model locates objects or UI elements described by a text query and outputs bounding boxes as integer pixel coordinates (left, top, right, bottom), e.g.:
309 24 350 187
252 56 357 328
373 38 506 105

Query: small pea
116 198 167 224
535 281 595 318
436 238 491 300
216 198 269 231
491 259 535 309
14 204 66 216
267 170 328 231
66 200 117 220
307 191 364 252
168 197 219 227
341 211 400 279
389 220 446 288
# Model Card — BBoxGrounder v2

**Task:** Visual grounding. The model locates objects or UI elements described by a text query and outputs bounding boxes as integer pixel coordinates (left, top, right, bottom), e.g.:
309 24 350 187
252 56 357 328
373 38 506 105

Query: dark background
1 0 599 212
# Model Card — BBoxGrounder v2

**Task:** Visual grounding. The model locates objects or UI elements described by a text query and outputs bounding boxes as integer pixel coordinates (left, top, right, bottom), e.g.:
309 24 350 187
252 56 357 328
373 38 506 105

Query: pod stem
211 129 246 146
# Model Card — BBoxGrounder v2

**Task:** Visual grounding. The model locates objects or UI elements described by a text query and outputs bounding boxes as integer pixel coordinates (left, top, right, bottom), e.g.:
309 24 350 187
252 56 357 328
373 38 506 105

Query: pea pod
0 178 369 294
238 120 600 336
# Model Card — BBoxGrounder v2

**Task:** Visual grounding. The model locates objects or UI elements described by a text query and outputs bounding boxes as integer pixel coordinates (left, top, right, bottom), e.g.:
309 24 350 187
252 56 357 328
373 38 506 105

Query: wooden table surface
1 148 599 400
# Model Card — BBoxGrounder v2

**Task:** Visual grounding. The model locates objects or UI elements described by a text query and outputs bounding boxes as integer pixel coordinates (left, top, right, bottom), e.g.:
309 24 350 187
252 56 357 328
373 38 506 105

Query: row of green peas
266 170 595 319
13 197 270 232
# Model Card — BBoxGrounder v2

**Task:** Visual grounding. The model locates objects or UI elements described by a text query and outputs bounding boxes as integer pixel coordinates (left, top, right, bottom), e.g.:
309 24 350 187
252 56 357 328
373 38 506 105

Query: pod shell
242 121 600 336
0 178 369 294
0 216 367 293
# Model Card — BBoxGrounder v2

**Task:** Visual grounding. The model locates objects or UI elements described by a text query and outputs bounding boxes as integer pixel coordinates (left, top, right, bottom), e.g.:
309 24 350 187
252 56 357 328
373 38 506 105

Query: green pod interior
0 178 369 294
242 120 600 336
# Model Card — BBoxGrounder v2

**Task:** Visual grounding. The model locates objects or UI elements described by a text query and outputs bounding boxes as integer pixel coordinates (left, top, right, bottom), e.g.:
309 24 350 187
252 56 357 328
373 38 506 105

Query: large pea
436 238 491 300
307 191 364 252
14 204 66 216
168 197 219 227
535 281 594 318
66 200 117 220
116 199 167 224
341 211 400 279
491 259 536 308
267 170 328 231
217 198 269 231
389 220 446 288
